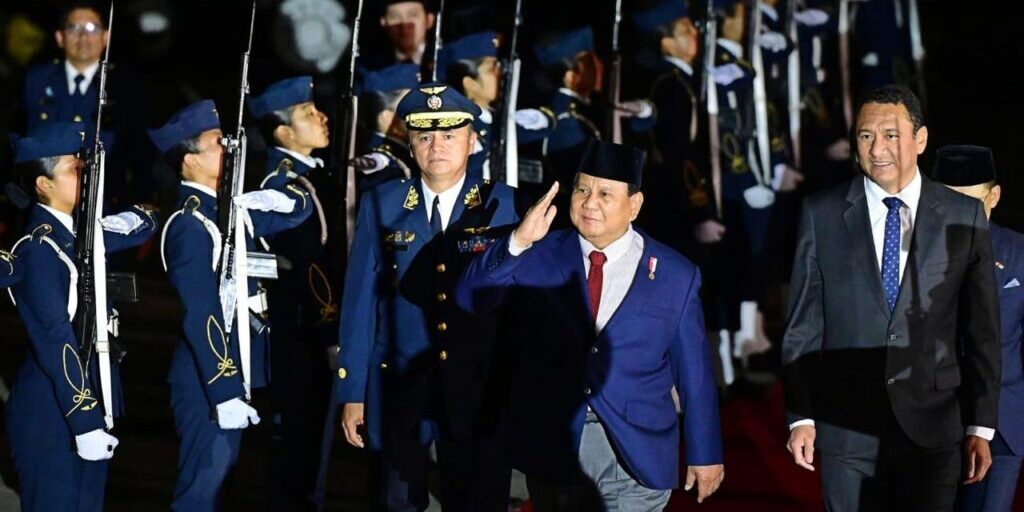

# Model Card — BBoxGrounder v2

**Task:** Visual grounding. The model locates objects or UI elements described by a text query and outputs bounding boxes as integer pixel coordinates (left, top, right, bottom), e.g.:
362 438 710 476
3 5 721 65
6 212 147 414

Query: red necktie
587 251 607 321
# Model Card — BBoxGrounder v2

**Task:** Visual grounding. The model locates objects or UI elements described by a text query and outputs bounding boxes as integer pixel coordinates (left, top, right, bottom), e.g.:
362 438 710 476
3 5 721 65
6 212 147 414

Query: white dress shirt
65 60 100 95
790 169 994 440
40 203 75 234
579 226 644 334
421 174 467 232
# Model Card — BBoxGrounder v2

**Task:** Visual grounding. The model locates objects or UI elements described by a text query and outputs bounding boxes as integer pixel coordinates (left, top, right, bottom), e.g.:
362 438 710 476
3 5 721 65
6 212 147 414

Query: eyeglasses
64 22 103 35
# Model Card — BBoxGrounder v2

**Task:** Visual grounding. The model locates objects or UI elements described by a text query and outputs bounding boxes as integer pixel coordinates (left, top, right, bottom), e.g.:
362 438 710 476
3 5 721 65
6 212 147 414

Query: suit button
888 332 897 342
437 322 448 332
439 350 448 361
591 346 599 354
337 368 348 380
437 292 447 302
392 264 398 270
40 112 48 120
73 115 82 122
584 387 592 395
887 378 895 385
436 263 446 273
380 363 388 370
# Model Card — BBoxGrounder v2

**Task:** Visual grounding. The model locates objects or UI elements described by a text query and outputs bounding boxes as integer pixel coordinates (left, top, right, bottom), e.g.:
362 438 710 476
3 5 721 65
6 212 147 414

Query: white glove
861 52 879 67
75 428 119 461
514 109 550 130
234 189 296 213
713 63 746 86
351 153 391 174
478 109 494 124
760 31 787 52
100 211 145 235
216 397 261 430
794 8 829 26
618 100 654 119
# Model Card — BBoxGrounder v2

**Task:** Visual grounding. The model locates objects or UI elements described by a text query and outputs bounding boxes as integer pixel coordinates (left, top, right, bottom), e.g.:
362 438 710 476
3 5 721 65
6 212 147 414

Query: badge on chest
384 230 417 251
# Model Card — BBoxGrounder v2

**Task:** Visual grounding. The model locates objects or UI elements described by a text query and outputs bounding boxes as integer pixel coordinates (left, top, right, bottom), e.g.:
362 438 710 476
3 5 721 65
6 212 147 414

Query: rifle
907 0 926 113
749 0 772 185
785 0 801 169
489 0 524 187
838 0 852 131
74 2 115 431
607 0 624 143
340 0 364 250
430 0 446 81
701 0 723 219
216 2 273 401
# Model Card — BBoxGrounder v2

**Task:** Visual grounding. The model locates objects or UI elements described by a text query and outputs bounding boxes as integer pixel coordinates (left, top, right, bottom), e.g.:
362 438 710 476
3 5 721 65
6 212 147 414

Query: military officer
931 146 1024 512
437 31 554 180
336 83 519 511
5 121 157 511
249 75 338 511
363 0 437 73
351 63 422 193
150 100 312 511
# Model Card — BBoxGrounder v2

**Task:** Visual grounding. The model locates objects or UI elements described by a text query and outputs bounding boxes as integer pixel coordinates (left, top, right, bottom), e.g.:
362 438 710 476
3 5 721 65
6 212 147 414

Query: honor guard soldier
931 146 1024 512
535 27 654 227
351 63 422 192
364 0 437 71
249 76 338 510
0 249 22 288
150 100 312 511
337 83 519 511
632 0 722 257
6 122 157 512
707 0 777 364
437 31 554 180
22 1 153 204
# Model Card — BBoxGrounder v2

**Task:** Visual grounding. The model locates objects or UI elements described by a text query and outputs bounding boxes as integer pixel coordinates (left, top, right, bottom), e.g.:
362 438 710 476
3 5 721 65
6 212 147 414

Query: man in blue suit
5 122 157 511
931 145 1023 512
336 82 519 511
150 100 312 511
456 140 724 511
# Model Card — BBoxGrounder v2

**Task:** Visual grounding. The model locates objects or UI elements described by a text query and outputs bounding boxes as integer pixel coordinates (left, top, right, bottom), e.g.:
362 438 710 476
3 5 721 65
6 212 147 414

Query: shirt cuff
966 426 995 441
508 234 532 256
789 419 815 430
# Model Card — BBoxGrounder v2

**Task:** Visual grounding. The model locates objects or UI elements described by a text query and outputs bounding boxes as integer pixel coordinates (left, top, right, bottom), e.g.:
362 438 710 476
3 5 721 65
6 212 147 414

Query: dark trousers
376 419 510 512
957 432 1023 512
819 414 962 512
170 377 242 512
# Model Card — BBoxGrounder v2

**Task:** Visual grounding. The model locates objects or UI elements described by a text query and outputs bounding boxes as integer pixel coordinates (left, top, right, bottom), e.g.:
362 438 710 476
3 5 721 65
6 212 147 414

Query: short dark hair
255 106 296 147
359 90 407 133
58 1 105 30
857 84 925 133
15 156 62 203
446 57 487 96
161 135 202 176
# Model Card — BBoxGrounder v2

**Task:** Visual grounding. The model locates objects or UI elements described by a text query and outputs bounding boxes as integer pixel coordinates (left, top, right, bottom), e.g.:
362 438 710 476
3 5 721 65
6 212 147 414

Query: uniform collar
38 203 75 235
717 39 744 60
275 146 323 169
420 173 467 216
664 56 694 76
760 3 779 22
64 59 100 95
182 180 217 199
559 87 590 105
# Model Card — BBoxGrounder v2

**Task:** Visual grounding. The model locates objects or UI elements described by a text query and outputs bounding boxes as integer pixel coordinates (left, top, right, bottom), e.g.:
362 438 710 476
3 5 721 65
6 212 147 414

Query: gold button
436 263 446 273
380 363 388 370
437 322 448 332
73 115 82 122
337 368 348 379
437 292 447 302
40 112 48 120
392 263 398 270
439 350 448 361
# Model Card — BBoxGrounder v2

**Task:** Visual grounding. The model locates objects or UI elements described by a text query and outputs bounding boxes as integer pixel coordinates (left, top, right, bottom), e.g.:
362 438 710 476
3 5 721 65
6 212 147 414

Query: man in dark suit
930 145 1024 512
457 141 724 511
782 85 1001 511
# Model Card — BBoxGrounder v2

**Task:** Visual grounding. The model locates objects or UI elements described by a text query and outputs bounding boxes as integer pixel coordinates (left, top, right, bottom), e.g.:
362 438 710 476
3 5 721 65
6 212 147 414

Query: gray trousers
528 411 671 512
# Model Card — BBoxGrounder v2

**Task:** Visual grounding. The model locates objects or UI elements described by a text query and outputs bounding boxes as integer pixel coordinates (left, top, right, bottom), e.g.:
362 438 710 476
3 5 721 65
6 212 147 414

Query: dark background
0 0 1022 510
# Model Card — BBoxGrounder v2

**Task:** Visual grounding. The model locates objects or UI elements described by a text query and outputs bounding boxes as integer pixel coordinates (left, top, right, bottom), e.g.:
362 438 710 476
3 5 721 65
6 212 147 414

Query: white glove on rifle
76 428 119 461
99 211 145 235
350 153 390 174
234 189 296 213
216 397 261 430
514 109 550 130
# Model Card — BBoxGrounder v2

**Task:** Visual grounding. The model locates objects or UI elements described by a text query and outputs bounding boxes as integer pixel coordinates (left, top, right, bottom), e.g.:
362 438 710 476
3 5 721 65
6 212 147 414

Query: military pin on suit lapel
648 256 658 280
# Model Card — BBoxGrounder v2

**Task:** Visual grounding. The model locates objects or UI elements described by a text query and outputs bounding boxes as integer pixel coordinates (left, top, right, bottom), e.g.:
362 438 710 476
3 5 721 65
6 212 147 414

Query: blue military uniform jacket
0 250 22 288
336 175 519 447
260 147 339 346
24 59 98 134
455 228 723 489
161 183 312 406
991 223 1024 456
7 203 156 436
